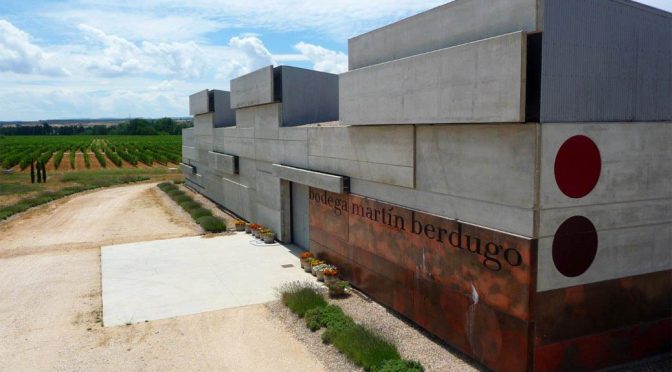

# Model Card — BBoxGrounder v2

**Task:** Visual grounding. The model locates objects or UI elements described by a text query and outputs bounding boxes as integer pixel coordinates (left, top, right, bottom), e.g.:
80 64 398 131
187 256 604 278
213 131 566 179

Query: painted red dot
552 216 598 277
554 135 601 198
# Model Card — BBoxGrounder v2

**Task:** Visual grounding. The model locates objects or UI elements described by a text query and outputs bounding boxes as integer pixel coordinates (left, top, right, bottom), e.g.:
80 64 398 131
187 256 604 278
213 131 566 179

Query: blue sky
0 0 670 121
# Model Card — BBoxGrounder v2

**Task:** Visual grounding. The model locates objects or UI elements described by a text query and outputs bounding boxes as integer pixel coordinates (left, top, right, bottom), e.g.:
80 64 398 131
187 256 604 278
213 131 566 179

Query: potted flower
244 223 252 234
261 228 275 243
323 267 339 285
250 224 261 238
234 220 246 231
327 280 350 297
315 264 336 282
309 259 325 276
299 252 313 272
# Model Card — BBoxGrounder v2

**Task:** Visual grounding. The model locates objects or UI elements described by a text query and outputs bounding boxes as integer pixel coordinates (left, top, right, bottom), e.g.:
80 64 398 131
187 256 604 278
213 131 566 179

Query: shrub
173 195 192 204
305 305 350 331
326 324 400 370
179 200 201 211
373 360 424 372
196 215 226 232
157 182 175 191
190 207 212 219
279 281 327 318
167 189 184 198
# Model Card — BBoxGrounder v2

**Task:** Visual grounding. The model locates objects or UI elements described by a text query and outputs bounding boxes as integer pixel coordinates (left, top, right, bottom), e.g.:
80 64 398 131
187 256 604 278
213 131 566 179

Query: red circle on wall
554 135 601 198
552 216 598 277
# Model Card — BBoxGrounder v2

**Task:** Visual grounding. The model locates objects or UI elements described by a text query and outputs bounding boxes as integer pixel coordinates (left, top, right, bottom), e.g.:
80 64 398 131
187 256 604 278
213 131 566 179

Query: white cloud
0 20 69 76
77 24 207 78
294 42 348 74
214 35 276 82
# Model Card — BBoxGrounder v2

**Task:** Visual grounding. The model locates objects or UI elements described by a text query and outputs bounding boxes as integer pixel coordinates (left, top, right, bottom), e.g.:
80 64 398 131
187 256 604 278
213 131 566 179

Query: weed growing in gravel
373 359 424 372
279 281 327 317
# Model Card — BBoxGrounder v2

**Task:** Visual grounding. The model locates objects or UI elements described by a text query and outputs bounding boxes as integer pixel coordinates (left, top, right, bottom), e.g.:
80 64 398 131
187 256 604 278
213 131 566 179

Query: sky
0 0 670 121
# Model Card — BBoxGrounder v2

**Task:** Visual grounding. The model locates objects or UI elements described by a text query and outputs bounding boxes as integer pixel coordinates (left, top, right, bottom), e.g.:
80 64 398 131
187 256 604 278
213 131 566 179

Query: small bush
173 195 192 204
196 215 227 232
157 182 176 191
373 359 424 372
279 281 327 318
305 305 350 332
179 200 201 211
166 189 184 197
327 325 400 370
190 207 212 219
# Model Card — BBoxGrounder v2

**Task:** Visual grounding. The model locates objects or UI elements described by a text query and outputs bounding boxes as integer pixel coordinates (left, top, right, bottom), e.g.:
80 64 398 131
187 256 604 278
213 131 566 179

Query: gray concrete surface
340 32 527 125
230 66 274 109
272 164 346 194
348 0 539 70
211 90 236 127
208 151 238 175
279 66 339 126
189 89 209 115
101 233 313 326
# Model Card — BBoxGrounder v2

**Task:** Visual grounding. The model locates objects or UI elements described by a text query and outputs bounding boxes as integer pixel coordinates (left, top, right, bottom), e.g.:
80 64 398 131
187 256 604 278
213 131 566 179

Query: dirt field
0 183 326 371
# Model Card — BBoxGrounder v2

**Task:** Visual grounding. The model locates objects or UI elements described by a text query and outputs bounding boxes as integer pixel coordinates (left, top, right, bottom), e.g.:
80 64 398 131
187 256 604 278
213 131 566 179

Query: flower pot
301 260 312 272
235 224 245 232
263 234 275 243
310 267 318 276
245 225 251 233
252 229 260 238
316 271 325 282
324 275 338 286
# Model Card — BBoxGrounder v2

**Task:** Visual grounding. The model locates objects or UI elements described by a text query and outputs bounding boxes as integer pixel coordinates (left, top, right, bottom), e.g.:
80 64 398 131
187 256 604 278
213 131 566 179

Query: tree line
0 118 192 136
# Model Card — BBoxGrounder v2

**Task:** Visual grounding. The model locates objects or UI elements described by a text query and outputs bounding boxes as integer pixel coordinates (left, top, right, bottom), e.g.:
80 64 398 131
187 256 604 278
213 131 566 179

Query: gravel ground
266 283 483 372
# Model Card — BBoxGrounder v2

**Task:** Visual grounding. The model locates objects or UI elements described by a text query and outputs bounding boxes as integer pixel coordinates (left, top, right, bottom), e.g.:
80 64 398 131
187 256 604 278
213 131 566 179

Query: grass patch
189 207 212 219
279 281 420 372
179 200 201 211
196 215 226 232
173 195 192 204
279 281 327 318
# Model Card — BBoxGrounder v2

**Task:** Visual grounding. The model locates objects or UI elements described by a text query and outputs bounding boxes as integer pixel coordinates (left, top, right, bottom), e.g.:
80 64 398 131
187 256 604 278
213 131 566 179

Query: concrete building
183 1 671 371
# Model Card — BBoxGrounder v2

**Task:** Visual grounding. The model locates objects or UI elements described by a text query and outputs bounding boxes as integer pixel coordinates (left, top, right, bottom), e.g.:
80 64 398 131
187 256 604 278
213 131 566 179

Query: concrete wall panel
208 151 238 175
189 89 209 115
309 156 414 189
230 66 274 109
279 66 338 126
348 0 539 70
539 122 672 208
341 32 527 125
182 146 198 163
272 164 346 194
536 223 672 292
350 178 535 237
182 128 194 146
416 124 537 208
212 90 236 127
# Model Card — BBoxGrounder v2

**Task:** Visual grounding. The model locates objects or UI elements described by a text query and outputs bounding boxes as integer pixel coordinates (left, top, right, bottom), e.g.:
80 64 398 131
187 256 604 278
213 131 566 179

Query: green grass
196 215 226 232
189 207 212 219
179 200 201 211
278 281 419 372
173 195 192 204
373 360 424 372
279 281 328 318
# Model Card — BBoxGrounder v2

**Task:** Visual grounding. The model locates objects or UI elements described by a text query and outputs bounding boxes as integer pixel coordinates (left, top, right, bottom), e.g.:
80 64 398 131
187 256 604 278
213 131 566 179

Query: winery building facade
182 0 672 370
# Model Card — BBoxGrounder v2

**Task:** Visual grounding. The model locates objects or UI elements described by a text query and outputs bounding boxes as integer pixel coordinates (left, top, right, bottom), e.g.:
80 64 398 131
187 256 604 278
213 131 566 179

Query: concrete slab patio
101 233 313 327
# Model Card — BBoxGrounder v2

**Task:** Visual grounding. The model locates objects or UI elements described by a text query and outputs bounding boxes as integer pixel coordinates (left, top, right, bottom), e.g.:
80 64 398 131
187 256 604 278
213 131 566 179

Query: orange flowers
323 268 338 277
300 252 314 260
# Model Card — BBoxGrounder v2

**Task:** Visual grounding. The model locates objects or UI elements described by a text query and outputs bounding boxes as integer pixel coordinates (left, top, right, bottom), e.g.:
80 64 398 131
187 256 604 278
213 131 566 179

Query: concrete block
340 31 527 125
539 122 672 208
536 223 672 292
182 128 194 146
348 0 539 70
255 171 282 211
193 113 214 137
308 155 414 189
211 90 236 127
213 136 255 159
179 162 194 175
272 164 347 194
238 157 257 188
189 89 209 115
255 139 308 168
279 127 308 141
350 178 535 237
214 127 254 140
278 66 339 126
308 126 413 166
416 124 537 208
208 151 238 175
255 203 282 239
230 65 274 109
182 146 198 163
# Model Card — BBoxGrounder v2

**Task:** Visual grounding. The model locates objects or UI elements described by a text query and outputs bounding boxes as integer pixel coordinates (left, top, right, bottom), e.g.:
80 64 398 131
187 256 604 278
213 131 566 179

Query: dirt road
0 183 326 371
